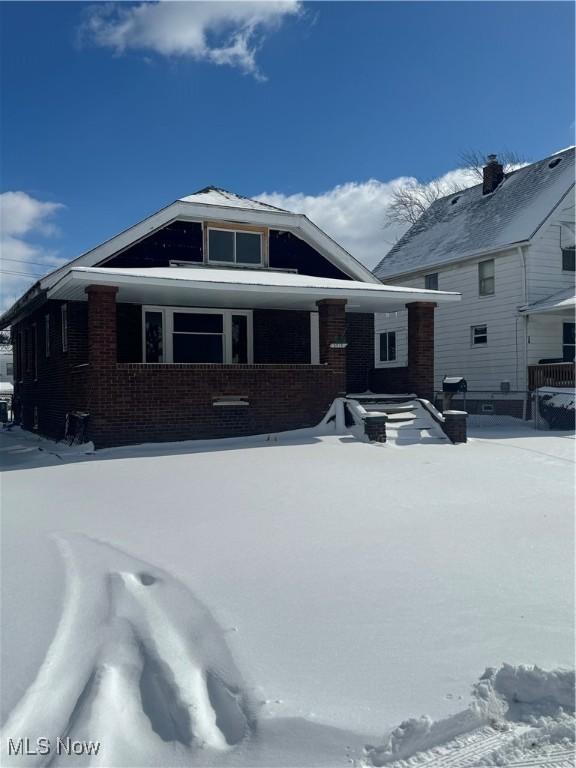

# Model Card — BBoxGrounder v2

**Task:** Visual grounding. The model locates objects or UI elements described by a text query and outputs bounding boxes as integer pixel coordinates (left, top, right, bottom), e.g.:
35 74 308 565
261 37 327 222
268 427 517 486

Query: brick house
1 188 459 448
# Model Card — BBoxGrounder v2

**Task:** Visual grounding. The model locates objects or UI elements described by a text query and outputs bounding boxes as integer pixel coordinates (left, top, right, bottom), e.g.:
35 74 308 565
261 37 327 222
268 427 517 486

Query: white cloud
81 1 302 79
0 192 66 314
256 168 479 270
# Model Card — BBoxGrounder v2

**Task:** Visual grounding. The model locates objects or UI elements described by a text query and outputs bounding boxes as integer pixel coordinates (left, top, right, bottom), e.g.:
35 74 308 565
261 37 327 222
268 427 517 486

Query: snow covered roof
1 186 383 328
47 265 460 314
375 147 576 279
179 186 288 213
519 285 576 315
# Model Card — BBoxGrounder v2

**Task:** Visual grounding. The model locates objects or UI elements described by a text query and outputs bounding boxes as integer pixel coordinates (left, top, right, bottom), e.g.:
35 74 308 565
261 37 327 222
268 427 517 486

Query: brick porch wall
86 363 341 448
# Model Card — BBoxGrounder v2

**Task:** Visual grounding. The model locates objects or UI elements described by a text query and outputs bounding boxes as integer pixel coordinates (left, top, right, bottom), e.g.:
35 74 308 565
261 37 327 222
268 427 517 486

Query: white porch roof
519 286 576 315
47 266 460 313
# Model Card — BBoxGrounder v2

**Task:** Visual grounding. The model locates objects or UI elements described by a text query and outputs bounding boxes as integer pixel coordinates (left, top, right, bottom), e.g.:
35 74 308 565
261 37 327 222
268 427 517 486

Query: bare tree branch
385 149 529 227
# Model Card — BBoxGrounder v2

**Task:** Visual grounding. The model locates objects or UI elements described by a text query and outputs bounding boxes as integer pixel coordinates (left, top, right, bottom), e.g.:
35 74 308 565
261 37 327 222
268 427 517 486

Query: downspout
517 245 529 419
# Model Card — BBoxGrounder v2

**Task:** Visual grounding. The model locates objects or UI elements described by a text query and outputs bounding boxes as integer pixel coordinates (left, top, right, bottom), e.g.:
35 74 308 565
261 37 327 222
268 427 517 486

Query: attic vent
451 196 461 205
548 157 562 169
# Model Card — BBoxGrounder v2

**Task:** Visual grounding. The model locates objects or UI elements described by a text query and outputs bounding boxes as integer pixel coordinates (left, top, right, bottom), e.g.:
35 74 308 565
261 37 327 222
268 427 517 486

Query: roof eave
376 239 532 282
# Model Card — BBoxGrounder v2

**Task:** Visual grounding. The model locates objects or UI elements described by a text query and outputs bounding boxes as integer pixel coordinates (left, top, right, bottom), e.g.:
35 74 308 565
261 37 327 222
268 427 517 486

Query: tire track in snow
382 726 575 768
0 534 254 766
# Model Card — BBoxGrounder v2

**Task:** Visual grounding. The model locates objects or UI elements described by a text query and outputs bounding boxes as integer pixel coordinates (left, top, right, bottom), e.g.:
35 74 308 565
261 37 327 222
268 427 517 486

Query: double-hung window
471 325 488 345
143 308 252 364
424 273 439 290
379 331 397 362
478 259 495 296
207 228 262 266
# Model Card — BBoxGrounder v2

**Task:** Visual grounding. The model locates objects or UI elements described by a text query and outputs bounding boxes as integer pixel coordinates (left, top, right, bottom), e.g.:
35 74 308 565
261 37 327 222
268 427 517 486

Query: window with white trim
61 304 68 352
478 259 495 296
471 325 488 345
207 228 262 265
379 331 397 362
424 273 438 290
143 307 253 364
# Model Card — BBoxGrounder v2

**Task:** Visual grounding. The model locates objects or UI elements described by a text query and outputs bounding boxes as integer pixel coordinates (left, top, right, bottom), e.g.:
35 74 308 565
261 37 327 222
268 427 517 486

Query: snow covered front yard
0 422 574 767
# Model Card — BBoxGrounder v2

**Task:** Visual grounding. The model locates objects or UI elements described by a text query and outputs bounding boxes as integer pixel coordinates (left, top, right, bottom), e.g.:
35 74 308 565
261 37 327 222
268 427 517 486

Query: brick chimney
482 154 504 195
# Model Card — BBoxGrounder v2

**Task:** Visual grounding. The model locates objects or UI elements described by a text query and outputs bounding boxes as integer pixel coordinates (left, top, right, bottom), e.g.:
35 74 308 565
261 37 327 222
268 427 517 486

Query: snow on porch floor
0 423 574 766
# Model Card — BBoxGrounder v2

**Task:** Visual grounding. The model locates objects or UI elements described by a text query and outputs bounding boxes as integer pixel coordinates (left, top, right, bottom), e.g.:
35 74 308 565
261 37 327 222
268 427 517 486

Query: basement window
143 307 252 364
471 325 488 346
207 228 262 266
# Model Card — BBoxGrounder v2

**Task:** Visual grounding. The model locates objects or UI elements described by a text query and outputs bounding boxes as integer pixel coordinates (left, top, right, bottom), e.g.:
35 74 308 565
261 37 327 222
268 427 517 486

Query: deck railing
528 362 575 391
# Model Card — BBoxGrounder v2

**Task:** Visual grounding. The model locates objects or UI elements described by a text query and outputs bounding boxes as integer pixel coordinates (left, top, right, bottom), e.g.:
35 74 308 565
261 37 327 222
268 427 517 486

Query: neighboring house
0 346 14 412
373 148 576 415
0 187 458 447
0 346 14 384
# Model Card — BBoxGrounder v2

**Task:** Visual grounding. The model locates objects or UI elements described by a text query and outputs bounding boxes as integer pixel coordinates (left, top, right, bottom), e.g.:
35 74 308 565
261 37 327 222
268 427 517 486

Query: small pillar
317 299 347 395
443 410 467 444
407 301 436 401
364 414 387 443
85 285 118 368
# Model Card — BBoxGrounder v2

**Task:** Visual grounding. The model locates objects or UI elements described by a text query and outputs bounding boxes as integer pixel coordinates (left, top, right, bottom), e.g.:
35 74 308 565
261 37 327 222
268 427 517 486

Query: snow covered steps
348 395 450 446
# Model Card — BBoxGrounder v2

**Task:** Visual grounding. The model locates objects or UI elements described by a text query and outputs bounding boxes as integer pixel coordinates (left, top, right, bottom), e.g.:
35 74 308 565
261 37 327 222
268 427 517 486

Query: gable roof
374 146 575 280
179 186 288 212
1 186 379 328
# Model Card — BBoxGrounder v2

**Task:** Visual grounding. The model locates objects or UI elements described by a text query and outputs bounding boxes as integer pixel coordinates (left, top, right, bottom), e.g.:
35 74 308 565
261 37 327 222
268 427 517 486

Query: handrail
528 362 575 391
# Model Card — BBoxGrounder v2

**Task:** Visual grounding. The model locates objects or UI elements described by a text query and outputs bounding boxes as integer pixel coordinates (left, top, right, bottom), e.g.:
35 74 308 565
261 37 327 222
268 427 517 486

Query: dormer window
207 227 263 266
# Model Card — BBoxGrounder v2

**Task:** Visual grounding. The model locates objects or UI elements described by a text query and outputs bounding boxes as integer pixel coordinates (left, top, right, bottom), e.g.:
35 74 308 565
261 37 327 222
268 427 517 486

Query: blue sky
1 1 574 307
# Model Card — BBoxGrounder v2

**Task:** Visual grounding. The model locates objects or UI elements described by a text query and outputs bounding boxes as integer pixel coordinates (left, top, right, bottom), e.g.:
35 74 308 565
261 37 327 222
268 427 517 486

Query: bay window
143 307 252 364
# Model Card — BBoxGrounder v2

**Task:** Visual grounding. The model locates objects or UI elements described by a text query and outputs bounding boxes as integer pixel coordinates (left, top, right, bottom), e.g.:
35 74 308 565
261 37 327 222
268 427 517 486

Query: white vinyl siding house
376 248 528 391
373 148 575 403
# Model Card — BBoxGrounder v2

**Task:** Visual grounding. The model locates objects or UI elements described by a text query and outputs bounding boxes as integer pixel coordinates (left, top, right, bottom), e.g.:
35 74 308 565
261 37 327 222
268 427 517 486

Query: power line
0 269 45 278
1 257 60 269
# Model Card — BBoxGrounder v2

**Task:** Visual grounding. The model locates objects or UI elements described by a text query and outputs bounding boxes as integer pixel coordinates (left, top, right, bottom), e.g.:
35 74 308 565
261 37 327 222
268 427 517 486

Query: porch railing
528 362 575 391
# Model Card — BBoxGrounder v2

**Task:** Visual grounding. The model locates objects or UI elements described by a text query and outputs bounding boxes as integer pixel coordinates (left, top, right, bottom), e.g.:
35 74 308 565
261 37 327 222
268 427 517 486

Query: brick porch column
85 284 119 368
317 298 347 395
407 301 436 401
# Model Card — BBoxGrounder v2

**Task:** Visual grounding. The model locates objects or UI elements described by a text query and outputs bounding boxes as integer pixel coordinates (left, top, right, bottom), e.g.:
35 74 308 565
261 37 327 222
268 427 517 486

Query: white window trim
471 324 488 346
379 330 397 363
478 259 495 297
206 227 263 267
310 312 320 365
142 306 253 364
424 273 439 291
